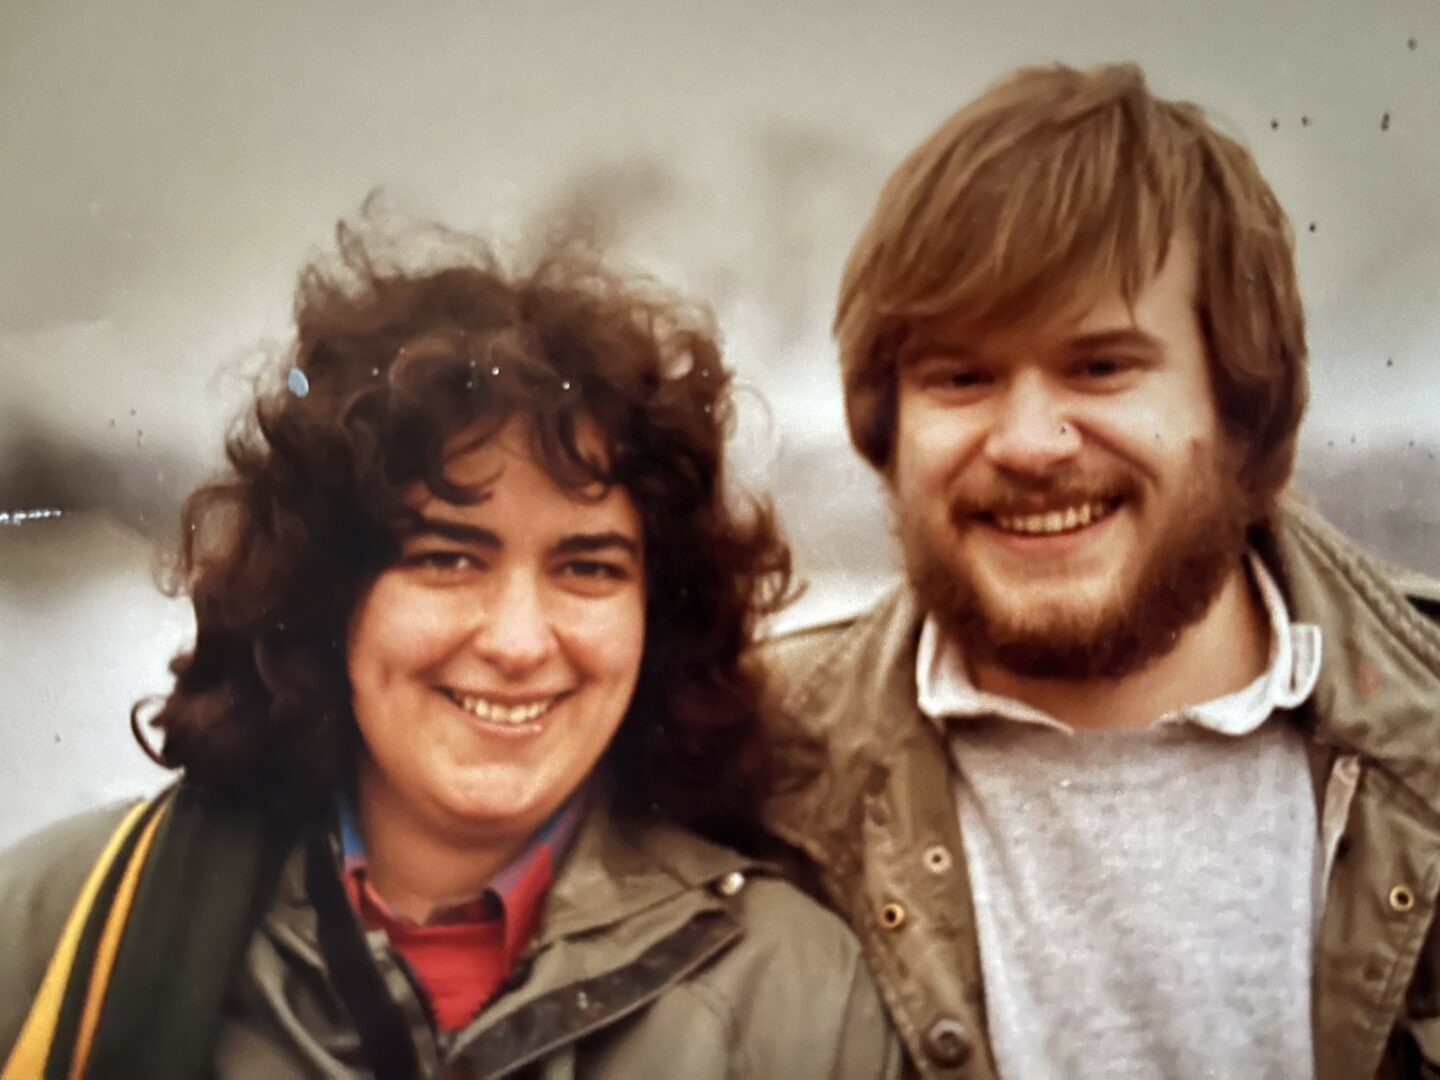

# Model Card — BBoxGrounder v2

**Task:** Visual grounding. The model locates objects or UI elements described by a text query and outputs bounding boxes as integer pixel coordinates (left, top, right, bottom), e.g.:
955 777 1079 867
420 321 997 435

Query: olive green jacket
0 798 902 1079
759 502 1440 1079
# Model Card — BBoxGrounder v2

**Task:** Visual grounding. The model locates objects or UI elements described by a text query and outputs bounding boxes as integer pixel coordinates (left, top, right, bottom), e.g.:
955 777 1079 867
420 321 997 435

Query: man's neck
355 769 521 923
971 564 1272 732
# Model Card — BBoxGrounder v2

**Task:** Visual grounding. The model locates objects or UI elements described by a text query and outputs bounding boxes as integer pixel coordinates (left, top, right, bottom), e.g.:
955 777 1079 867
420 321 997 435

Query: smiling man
762 62 1440 1079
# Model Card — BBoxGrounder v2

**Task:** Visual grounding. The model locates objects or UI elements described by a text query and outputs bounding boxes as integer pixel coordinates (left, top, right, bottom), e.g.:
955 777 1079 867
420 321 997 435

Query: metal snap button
923 844 953 874
879 902 907 930
1390 884 1416 913
923 1017 972 1067
715 871 746 897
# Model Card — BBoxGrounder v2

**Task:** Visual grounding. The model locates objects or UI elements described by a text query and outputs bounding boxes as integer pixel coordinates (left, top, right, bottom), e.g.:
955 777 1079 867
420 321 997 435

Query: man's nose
982 371 1081 475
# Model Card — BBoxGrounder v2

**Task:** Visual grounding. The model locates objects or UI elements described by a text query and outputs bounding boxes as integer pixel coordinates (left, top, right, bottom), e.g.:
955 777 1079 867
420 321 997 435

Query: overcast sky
3 0 1437 450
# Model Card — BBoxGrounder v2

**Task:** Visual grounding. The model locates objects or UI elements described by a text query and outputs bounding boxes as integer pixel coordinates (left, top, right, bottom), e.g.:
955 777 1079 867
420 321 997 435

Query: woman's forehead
440 415 611 476
407 417 633 528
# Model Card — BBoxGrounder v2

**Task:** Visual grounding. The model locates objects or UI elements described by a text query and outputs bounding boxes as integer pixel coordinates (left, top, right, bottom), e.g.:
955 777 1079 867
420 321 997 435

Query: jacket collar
532 801 760 943
1262 499 1440 822
267 798 760 955
450 803 761 1071
767 583 931 867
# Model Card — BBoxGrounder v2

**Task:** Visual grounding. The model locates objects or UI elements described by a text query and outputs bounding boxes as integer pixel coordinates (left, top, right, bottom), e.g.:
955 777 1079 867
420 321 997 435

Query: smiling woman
0 216 900 1079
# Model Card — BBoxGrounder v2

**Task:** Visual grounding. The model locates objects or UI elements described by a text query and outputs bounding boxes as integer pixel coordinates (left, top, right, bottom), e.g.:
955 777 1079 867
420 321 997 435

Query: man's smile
982 497 1123 537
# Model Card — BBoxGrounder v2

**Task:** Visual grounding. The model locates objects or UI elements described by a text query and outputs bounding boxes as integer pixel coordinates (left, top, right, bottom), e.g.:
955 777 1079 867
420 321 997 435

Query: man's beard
898 451 1255 681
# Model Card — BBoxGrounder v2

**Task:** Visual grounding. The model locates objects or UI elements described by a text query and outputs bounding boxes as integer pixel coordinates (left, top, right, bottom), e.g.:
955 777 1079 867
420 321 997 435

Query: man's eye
1074 357 1125 379
915 362 991 391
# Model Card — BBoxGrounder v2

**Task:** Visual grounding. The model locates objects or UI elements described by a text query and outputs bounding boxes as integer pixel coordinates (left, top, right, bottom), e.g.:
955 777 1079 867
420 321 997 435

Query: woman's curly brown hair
135 217 794 838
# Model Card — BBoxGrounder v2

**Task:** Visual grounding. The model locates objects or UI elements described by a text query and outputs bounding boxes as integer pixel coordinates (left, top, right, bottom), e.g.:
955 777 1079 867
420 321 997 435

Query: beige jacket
0 799 902 1078
760 502 1440 1079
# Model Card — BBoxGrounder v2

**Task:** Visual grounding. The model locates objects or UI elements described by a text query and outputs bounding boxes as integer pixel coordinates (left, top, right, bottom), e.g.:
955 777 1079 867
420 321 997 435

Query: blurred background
2 0 1437 848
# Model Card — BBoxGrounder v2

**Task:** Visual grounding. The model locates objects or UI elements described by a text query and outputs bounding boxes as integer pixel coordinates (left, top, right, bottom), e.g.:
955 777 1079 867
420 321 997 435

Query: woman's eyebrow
411 516 502 548
551 532 640 558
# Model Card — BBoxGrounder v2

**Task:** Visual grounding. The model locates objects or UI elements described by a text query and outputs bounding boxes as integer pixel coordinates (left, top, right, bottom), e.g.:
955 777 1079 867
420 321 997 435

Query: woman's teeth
446 690 557 725
993 500 1114 536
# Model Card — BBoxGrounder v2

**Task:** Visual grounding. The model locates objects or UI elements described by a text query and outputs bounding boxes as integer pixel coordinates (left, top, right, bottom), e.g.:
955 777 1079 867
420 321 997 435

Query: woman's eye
556 559 635 592
561 559 628 582
406 550 479 573
943 368 990 389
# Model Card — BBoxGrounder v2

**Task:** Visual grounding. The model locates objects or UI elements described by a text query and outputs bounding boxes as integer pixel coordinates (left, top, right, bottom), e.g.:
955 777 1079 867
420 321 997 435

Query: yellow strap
3 798 155 1080
69 798 169 1078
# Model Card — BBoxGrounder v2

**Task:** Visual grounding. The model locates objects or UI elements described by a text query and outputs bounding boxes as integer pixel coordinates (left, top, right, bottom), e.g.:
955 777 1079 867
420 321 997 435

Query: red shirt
339 798 585 1032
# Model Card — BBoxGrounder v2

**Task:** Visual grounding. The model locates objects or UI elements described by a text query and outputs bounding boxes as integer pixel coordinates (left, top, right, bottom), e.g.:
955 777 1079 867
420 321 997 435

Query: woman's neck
353 768 520 924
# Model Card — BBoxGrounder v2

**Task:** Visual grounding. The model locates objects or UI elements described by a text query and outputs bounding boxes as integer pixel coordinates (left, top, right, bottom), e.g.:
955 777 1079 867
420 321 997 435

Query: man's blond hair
837 61 1307 508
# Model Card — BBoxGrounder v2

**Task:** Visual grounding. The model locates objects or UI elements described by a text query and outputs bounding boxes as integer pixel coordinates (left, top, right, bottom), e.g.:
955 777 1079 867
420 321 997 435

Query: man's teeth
449 692 556 725
993 501 1112 536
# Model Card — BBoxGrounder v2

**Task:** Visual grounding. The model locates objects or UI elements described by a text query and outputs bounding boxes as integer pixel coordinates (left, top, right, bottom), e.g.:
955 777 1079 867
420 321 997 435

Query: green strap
2 794 169 1080
44 791 173 1078
79 784 291 1078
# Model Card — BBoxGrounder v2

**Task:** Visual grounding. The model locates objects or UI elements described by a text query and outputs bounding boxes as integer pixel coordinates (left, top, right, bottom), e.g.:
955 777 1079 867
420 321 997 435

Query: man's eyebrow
409 517 501 548
552 532 641 558
1065 328 1164 353
896 339 981 367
